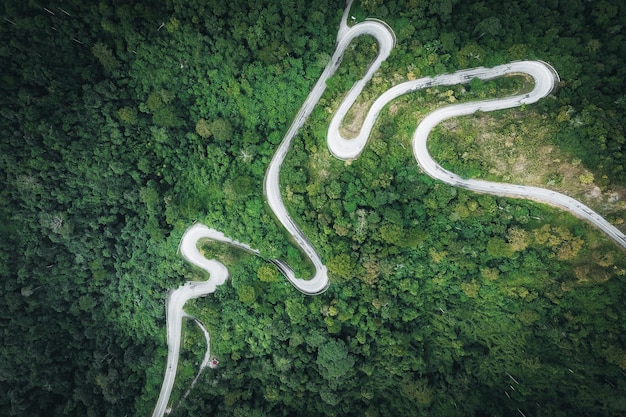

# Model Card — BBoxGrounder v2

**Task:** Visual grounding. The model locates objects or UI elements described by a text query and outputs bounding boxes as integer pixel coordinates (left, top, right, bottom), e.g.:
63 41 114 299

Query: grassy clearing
428 109 626 229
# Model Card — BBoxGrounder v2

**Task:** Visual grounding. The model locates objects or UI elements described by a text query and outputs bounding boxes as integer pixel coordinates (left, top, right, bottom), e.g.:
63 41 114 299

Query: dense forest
1 0 625 416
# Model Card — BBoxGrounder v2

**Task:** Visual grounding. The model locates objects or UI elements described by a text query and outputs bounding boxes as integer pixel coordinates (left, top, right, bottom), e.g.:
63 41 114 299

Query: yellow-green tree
195 118 211 139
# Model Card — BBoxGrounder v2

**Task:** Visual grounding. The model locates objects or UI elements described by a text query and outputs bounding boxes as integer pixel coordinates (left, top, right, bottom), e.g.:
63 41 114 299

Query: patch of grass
428 109 626 227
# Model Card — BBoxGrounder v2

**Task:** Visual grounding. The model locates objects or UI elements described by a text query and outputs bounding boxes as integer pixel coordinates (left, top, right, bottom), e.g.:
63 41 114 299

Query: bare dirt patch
340 99 373 139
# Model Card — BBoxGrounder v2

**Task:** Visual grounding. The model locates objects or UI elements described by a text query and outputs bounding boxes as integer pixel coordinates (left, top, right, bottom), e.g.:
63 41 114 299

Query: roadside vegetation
429 109 626 225
1 0 625 416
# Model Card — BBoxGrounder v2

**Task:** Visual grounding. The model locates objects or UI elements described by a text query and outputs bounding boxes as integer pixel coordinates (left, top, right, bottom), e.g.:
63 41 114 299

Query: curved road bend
263 0 396 295
328 61 557 159
328 60 626 249
151 224 258 417
411 72 626 249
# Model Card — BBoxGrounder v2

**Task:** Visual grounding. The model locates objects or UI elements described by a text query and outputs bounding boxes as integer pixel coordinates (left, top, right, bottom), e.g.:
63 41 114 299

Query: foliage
1 0 625 416
195 118 211 139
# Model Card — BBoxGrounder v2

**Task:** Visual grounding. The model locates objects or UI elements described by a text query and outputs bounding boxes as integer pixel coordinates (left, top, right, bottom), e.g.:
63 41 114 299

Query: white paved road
263 0 395 295
327 58 626 249
151 224 257 417
328 61 556 158
152 1 626 415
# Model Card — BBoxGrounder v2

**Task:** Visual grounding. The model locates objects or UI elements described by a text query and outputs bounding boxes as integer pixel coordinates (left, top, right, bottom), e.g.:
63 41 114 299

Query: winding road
326 55 626 248
150 224 258 417
151 0 626 415
263 0 395 295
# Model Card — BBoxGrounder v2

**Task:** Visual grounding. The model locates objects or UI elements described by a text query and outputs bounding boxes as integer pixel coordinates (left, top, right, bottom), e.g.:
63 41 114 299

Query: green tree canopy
316 339 355 380
211 118 233 142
